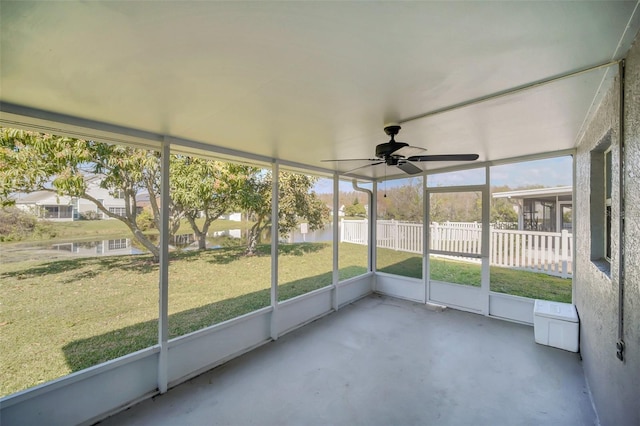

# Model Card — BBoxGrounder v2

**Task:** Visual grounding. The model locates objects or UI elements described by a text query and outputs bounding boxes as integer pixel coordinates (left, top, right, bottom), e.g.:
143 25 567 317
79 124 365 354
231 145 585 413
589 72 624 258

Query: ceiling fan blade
321 158 379 162
391 145 427 158
343 161 384 174
397 161 423 175
408 154 479 162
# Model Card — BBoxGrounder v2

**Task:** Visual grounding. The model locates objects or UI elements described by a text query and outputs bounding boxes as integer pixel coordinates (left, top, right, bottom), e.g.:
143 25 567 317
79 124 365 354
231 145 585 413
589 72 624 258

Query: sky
313 156 573 193
489 156 572 187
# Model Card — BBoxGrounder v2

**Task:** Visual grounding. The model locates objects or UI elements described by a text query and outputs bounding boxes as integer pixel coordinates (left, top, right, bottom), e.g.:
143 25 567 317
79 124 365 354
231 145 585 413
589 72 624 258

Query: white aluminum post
351 179 374 274
158 138 170 393
332 173 339 310
270 161 279 340
571 154 577 303
422 175 428 303
371 181 377 274
481 165 491 316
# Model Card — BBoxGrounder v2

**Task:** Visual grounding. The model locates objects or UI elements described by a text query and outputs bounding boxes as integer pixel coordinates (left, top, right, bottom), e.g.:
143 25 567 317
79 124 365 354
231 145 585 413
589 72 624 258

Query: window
108 207 126 217
108 239 129 250
604 148 612 261
589 132 612 272
522 200 556 232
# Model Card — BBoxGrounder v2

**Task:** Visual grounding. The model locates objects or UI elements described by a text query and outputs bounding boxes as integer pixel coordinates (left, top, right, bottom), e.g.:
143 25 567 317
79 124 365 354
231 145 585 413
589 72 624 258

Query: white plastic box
533 299 579 352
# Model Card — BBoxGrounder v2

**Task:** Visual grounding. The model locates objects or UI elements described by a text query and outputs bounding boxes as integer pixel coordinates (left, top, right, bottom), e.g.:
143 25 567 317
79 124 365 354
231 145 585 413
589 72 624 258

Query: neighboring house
14 181 138 221
15 192 76 221
220 212 243 221
492 186 572 232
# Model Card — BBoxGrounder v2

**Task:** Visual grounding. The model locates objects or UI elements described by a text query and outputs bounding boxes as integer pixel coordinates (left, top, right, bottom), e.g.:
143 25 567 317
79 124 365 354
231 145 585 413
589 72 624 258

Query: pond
0 224 336 263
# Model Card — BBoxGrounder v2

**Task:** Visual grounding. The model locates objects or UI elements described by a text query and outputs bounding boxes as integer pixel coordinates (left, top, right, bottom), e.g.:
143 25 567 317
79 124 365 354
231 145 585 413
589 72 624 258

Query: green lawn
377 250 571 301
0 241 569 397
0 242 367 396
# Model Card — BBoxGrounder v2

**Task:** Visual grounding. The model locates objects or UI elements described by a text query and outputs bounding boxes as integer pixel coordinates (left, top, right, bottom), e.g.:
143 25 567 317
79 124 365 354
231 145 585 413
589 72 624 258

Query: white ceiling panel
1 1 639 178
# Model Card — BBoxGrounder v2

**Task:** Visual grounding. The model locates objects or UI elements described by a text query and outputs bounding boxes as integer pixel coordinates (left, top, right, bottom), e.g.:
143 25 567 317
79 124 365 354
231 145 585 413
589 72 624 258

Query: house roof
15 191 73 205
1 2 639 179
492 186 573 200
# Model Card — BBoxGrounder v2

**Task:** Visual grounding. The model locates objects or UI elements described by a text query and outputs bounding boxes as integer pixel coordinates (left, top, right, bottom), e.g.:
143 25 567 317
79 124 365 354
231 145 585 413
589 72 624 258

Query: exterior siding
575 33 640 426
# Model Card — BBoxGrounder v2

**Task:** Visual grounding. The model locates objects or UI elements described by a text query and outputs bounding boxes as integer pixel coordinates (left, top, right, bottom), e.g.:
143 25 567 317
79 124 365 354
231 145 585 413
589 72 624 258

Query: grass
0 241 569 397
377 250 571 301
0 242 367 396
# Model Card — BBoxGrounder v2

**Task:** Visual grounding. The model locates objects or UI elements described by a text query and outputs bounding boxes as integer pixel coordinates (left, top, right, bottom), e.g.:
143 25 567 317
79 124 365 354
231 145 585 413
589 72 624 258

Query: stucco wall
575 33 640 426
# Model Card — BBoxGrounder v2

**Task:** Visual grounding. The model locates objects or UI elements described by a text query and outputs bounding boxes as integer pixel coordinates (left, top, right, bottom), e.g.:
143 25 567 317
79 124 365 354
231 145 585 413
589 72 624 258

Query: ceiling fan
323 124 479 175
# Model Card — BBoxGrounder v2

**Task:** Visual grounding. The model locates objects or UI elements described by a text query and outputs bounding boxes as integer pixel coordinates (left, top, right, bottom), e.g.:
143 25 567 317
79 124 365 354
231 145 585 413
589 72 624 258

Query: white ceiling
1 1 639 179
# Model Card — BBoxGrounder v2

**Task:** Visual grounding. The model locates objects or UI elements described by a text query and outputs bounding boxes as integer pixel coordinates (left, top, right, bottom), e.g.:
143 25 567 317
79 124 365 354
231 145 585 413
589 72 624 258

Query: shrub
136 208 155 231
80 211 100 220
0 207 56 242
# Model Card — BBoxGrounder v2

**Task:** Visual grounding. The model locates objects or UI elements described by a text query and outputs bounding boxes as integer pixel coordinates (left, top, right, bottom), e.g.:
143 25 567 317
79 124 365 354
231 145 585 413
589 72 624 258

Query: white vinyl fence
340 220 573 278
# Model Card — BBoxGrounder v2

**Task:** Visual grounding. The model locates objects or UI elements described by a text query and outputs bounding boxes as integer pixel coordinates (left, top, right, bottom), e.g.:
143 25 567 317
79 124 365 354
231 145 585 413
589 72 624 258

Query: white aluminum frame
425 183 490 314
0 104 576 426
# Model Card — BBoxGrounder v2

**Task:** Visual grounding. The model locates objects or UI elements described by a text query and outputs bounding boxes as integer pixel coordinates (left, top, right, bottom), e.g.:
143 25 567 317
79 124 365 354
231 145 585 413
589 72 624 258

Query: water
0 238 147 263
0 224 335 263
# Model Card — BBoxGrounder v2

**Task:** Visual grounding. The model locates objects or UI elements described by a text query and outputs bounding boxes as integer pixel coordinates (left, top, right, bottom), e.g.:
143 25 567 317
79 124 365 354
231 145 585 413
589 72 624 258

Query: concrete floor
98 295 597 426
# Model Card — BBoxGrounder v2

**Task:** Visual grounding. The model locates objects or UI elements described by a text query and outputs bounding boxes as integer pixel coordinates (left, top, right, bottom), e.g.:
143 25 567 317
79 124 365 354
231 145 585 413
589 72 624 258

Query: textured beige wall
575 32 640 426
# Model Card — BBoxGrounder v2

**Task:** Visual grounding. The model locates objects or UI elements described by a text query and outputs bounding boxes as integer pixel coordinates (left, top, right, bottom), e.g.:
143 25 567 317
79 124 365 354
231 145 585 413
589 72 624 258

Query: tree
170 156 255 249
491 199 518 223
1 128 164 260
238 170 330 255
378 178 423 222
344 197 366 217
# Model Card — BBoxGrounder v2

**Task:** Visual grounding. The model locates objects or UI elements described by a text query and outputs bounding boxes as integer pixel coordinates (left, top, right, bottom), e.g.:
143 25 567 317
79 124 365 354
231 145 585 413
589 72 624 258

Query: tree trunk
186 214 210 250
245 221 264 256
197 231 207 250
246 230 259 255
133 228 160 262
199 218 213 250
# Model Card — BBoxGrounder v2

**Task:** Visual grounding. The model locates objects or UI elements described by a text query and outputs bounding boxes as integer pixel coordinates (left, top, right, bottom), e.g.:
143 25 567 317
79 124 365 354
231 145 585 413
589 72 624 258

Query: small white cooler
533 300 579 352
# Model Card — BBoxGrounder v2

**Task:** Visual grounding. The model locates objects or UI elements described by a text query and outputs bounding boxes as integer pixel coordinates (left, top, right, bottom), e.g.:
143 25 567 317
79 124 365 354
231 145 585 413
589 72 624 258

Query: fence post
561 229 569 278
363 219 368 245
394 220 399 251
339 218 344 243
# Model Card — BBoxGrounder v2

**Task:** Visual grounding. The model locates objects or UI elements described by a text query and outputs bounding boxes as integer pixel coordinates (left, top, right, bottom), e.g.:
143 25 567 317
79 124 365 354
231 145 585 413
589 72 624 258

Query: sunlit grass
0 242 569 397
0 242 367 396
376 250 571 301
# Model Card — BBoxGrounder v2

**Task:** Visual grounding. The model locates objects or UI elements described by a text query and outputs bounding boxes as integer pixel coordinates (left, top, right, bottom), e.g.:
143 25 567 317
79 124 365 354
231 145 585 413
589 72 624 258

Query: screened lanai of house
1 2 639 426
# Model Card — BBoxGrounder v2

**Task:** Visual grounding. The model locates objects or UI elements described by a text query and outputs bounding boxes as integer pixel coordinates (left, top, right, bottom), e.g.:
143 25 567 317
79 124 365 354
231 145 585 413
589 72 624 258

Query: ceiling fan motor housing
376 141 408 159
377 123 407 159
